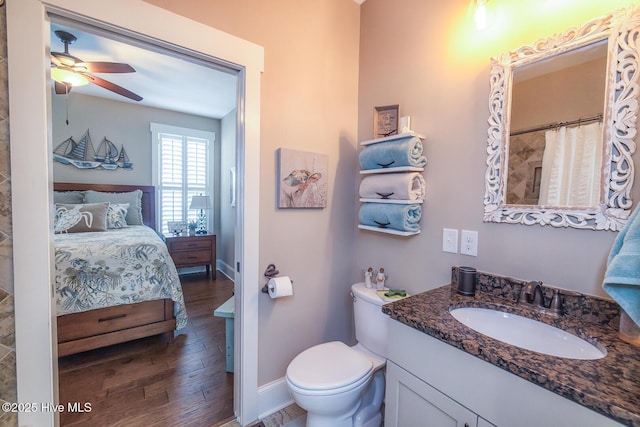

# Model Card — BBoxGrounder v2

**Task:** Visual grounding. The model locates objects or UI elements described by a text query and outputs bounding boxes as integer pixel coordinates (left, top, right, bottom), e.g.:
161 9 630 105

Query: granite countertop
382 269 640 426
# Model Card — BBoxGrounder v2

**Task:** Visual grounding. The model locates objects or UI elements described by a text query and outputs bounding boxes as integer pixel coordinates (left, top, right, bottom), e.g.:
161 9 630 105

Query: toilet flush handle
350 291 356 302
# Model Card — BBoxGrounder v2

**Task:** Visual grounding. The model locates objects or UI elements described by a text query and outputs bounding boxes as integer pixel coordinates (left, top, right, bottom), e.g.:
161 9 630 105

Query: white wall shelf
358 130 426 236
360 166 424 175
359 198 423 204
357 224 421 236
360 131 425 146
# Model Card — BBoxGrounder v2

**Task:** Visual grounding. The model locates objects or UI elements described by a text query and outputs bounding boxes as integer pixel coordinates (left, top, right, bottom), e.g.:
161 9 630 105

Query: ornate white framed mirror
483 7 640 230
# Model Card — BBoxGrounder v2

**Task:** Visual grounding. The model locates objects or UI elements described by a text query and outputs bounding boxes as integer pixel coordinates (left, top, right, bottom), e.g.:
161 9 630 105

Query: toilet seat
286 341 373 393
352 343 386 371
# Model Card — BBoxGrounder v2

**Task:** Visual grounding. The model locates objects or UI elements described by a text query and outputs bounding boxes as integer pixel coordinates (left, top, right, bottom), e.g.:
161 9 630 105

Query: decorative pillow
83 190 144 225
53 191 84 204
107 203 130 229
54 202 109 233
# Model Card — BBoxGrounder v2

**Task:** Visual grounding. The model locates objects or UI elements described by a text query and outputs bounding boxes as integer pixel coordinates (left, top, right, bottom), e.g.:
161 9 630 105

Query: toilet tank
351 282 388 358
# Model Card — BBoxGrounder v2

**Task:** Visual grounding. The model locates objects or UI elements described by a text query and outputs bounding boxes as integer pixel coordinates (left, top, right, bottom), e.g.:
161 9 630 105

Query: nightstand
165 234 216 278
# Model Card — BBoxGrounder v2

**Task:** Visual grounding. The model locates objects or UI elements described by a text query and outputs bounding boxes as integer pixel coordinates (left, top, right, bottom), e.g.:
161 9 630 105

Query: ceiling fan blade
83 62 136 73
88 75 143 101
54 81 72 95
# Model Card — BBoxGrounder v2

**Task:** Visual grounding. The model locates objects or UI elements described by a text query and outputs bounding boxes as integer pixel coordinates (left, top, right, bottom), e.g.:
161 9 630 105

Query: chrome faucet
519 280 546 309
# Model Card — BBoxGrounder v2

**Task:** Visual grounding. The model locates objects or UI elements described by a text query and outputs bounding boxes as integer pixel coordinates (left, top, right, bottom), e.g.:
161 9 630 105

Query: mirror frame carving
483 7 640 231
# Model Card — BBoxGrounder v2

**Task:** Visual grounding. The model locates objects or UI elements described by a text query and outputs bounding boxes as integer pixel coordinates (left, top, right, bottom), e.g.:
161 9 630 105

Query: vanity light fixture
474 0 489 30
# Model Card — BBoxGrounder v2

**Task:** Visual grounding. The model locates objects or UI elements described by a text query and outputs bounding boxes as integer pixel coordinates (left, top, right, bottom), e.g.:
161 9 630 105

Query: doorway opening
7 2 263 426
49 16 240 426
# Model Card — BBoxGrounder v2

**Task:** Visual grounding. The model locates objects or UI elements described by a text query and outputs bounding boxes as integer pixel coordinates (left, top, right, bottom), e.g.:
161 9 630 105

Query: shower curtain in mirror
539 121 603 207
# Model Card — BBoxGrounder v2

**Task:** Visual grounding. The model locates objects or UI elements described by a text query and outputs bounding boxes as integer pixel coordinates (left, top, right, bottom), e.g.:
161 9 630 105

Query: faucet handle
548 289 563 316
518 282 530 303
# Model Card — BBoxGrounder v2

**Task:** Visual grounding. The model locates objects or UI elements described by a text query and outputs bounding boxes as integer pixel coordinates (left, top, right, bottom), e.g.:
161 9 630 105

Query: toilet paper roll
268 276 293 299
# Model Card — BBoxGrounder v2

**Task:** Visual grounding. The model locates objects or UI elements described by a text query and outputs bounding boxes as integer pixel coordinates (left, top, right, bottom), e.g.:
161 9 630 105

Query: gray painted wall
51 93 220 187
219 109 236 277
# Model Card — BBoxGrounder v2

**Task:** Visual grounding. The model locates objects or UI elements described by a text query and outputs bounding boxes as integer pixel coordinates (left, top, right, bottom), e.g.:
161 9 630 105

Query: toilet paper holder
261 264 294 293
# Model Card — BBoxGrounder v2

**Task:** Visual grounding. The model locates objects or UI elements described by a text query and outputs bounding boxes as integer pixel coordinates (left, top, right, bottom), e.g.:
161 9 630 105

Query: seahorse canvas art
277 148 328 209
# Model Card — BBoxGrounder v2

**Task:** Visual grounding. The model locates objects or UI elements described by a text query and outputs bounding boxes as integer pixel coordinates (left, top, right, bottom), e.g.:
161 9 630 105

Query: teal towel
359 203 421 232
603 204 640 326
359 136 427 170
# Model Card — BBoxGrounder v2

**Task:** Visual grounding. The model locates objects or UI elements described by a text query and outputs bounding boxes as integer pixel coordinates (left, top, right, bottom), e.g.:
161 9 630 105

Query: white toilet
286 282 388 427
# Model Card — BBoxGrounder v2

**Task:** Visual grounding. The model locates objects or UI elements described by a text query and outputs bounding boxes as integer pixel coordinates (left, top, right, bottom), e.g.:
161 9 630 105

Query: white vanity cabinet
385 319 624 427
386 360 494 427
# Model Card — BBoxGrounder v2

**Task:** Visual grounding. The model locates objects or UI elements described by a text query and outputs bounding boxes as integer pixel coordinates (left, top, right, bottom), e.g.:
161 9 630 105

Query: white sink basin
449 307 606 360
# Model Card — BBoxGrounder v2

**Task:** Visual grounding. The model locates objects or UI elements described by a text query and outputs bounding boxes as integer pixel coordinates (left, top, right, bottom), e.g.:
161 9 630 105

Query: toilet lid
286 341 373 391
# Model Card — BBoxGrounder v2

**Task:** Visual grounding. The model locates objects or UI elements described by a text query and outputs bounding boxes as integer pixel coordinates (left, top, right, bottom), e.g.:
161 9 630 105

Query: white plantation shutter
151 123 214 235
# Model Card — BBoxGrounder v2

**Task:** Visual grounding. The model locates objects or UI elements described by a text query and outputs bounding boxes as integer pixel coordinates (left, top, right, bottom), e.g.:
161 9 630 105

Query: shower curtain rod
510 114 603 137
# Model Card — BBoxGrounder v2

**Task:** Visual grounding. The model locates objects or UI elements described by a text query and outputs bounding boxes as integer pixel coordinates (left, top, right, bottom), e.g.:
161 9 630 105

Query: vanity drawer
57 299 169 343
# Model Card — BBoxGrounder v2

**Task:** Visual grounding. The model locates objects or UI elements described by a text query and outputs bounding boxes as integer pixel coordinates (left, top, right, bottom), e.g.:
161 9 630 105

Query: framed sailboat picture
53 129 133 171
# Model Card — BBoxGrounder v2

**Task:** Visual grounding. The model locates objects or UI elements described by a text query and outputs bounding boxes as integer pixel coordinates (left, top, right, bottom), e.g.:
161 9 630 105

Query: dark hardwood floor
58 272 235 427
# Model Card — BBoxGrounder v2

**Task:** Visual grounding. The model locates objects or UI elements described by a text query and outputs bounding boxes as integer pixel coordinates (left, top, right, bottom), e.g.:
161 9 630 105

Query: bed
53 183 187 357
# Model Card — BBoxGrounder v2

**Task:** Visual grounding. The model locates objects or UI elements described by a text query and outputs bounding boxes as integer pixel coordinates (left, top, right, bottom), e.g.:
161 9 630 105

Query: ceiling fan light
51 67 90 87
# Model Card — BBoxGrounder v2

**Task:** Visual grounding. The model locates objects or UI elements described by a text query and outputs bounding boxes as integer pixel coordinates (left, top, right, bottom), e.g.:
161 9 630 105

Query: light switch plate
442 228 458 254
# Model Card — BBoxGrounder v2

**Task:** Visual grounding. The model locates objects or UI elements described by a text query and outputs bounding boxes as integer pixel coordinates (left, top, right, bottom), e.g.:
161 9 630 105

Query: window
151 123 215 235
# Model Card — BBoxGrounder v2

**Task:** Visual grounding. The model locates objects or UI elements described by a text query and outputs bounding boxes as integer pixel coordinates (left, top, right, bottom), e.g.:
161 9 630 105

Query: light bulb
474 0 488 30
51 67 90 87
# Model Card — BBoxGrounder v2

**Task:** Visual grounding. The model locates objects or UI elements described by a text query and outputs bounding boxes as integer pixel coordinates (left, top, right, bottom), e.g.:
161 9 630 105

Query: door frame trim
6 1 263 425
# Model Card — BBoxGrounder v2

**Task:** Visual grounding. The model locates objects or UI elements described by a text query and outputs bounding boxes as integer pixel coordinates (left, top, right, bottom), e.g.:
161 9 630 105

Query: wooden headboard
54 183 156 230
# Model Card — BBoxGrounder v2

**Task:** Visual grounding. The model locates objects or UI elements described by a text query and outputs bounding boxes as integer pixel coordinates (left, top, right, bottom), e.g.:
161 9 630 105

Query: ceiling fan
51 30 143 101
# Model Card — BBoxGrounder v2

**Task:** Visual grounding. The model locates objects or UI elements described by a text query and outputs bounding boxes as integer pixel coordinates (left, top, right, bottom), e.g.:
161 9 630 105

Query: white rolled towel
359 172 426 200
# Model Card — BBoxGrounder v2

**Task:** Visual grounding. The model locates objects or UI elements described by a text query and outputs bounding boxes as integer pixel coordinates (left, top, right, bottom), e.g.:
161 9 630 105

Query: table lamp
189 195 211 235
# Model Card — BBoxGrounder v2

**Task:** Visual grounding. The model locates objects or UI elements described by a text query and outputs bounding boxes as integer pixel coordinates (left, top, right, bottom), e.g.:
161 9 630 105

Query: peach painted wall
143 0 640 388
144 0 362 385
511 57 606 131
356 0 640 298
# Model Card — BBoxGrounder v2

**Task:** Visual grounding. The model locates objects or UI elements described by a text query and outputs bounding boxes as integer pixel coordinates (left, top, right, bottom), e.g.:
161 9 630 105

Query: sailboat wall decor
116 146 133 170
95 137 119 170
53 130 133 171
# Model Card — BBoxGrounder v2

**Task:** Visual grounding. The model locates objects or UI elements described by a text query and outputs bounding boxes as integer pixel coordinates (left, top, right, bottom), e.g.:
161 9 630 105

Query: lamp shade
51 67 90 87
189 195 211 210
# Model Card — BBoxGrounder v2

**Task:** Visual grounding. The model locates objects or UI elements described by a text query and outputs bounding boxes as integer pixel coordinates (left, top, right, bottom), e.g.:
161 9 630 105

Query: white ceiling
50 23 238 119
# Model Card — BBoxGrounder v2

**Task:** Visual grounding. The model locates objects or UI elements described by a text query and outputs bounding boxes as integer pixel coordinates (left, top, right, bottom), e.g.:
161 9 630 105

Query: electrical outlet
461 230 478 256
442 228 458 254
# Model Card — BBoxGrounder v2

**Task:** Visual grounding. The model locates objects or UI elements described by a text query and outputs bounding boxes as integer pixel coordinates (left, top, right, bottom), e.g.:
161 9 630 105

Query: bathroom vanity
382 270 639 427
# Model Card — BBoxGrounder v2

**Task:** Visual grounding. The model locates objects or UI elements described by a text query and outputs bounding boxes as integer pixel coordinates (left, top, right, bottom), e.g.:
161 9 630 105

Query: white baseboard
217 259 236 281
257 377 294 419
